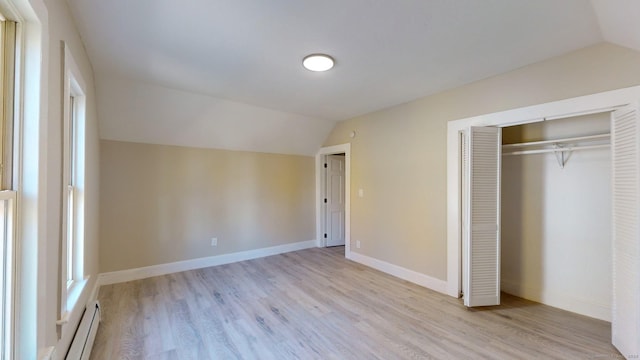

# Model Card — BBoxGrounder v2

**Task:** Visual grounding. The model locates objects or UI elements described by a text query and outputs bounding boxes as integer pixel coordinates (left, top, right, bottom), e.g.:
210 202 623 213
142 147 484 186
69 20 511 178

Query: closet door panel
463 126 501 307
611 104 640 358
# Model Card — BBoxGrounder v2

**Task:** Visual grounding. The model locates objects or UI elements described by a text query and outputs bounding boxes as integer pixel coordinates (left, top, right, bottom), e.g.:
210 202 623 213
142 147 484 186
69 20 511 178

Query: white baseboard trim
98 240 316 286
349 251 448 295
501 279 611 322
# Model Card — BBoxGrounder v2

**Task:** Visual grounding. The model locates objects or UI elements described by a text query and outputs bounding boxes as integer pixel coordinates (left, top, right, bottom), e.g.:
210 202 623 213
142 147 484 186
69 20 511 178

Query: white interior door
463 126 502 307
325 155 345 247
611 103 640 358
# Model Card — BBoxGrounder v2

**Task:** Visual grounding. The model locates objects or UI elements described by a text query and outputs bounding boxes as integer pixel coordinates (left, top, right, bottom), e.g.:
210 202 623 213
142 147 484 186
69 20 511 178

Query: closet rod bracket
553 144 570 169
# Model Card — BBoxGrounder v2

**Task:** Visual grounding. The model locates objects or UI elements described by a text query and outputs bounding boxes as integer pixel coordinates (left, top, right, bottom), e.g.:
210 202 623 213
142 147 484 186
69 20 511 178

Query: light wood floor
90 246 621 359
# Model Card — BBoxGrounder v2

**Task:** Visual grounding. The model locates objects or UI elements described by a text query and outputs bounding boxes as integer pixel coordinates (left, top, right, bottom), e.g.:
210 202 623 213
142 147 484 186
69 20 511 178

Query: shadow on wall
501 124 546 297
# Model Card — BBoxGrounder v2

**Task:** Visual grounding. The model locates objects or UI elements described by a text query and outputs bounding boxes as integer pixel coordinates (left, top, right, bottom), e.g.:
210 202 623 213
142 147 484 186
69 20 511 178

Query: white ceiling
66 0 640 154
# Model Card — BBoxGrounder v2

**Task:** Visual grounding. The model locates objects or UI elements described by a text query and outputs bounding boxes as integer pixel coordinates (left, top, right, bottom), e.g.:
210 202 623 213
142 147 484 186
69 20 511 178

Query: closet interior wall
501 113 611 321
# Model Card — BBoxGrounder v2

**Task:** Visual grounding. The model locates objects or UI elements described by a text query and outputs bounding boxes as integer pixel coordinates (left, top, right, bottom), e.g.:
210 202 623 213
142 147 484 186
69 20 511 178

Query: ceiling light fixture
302 54 334 72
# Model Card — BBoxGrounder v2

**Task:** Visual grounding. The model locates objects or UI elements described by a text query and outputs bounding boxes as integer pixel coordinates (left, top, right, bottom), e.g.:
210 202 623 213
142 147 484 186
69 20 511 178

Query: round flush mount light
302 54 335 72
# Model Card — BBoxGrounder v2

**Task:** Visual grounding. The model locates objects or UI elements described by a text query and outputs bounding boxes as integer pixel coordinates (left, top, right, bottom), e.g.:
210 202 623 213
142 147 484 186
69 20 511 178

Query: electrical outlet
356 240 361 249
211 237 218 246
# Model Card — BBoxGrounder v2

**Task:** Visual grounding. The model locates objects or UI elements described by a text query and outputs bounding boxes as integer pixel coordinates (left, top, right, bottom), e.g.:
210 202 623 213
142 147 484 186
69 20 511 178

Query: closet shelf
502 133 610 150
502 133 610 169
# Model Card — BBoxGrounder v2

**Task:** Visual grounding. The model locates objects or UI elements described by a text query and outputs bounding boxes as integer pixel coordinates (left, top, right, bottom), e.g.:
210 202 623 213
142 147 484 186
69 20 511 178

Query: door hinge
324 233 327 238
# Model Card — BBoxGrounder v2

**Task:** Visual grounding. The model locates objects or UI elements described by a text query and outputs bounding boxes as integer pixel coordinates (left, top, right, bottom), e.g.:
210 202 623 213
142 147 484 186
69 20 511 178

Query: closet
500 113 611 321
449 88 640 358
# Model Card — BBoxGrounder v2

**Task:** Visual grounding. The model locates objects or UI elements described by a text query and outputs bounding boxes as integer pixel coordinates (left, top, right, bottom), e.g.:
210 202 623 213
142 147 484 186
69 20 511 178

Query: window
65 95 77 288
60 43 86 321
0 14 17 360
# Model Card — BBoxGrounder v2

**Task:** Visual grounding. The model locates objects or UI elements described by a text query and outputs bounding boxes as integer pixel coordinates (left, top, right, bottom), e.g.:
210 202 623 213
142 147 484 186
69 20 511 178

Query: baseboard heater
66 301 101 360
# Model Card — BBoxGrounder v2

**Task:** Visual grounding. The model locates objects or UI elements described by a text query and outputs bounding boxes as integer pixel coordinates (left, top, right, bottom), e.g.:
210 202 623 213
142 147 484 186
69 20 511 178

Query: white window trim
0 0 50 358
59 42 87 326
0 5 20 359
0 189 16 360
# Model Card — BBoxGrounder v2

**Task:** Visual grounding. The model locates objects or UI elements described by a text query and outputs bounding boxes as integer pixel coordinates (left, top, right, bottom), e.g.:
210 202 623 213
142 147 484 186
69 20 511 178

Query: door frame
446 85 640 298
316 143 351 258
324 154 346 247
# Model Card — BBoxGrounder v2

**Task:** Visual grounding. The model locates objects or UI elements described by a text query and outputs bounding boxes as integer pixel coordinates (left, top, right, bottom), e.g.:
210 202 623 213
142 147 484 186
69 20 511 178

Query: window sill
65 277 88 316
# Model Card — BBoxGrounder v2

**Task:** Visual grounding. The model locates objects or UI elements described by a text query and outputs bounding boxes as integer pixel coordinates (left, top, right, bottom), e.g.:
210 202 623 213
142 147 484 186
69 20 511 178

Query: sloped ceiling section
97 77 334 156
65 0 637 155
591 0 640 52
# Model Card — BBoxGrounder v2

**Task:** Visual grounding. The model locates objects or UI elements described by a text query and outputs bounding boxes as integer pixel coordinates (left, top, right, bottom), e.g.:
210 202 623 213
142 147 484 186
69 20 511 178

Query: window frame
0 12 17 360
0 0 49 357
59 42 86 325
0 191 15 360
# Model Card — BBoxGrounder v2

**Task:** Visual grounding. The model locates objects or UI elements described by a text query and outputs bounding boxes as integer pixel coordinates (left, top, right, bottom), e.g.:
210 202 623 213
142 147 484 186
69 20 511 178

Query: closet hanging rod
502 133 610 149
503 144 610 156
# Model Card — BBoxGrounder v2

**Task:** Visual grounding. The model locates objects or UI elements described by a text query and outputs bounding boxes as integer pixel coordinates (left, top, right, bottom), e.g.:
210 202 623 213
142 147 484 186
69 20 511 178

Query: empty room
0 0 639 359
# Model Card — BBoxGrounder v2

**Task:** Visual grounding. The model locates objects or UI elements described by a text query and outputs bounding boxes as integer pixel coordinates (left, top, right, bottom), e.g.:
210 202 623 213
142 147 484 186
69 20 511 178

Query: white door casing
316 143 351 257
462 126 502 307
611 103 640 358
448 87 640 299
325 155 345 247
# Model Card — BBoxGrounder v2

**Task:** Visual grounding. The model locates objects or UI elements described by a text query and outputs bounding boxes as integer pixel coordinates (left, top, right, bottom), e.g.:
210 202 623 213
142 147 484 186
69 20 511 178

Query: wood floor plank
90 247 622 359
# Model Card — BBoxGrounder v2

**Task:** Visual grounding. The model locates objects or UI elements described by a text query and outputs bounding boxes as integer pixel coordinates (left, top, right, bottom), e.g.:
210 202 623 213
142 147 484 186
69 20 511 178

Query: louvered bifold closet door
611 104 640 358
463 126 501 307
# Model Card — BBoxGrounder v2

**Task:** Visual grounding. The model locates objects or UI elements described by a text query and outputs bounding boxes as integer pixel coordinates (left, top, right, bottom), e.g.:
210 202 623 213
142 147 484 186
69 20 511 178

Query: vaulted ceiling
66 0 640 155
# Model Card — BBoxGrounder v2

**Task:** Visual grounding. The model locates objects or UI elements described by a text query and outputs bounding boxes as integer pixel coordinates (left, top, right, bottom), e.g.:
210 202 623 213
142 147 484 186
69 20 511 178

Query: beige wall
323 42 640 281
100 140 315 272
